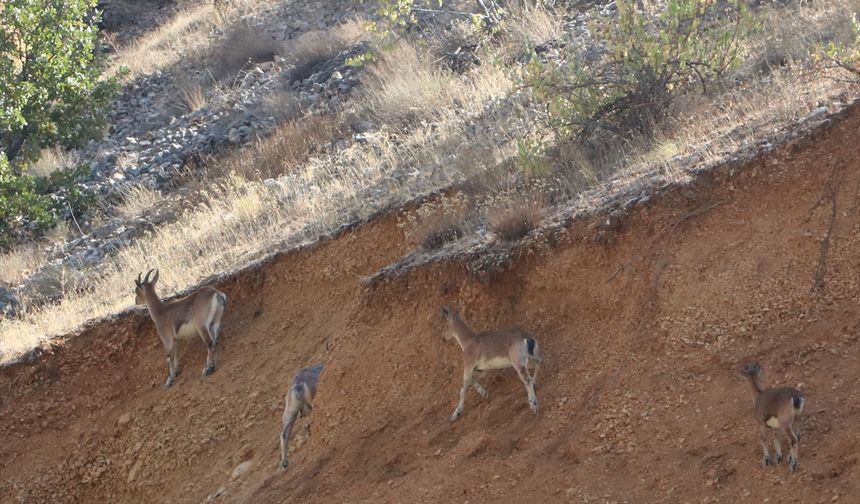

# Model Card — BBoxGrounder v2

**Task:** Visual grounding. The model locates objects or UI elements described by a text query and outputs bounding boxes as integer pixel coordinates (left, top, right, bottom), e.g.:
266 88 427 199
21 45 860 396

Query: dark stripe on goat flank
793 394 803 410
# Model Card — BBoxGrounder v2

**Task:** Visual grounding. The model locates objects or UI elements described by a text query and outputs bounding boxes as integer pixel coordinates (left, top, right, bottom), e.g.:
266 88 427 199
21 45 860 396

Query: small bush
399 193 471 250
816 13 860 78
0 159 95 248
1 0 118 164
482 190 547 242
525 0 753 144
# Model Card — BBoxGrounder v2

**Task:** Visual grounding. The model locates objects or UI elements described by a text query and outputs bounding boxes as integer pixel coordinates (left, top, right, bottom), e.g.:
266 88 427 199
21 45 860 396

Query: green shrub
0 156 94 247
815 14 860 77
0 0 118 164
525 0 753 144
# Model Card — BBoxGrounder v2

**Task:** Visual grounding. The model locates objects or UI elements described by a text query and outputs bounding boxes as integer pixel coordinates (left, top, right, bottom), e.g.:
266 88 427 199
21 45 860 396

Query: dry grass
739 0 860 76
482 190 547 242
0 244 47 286
28 147 81 177
109 3 216 79
399 193 472 250
176 80 207 112
285 18 367 81
215 114 343 180
213 20 281 80
113 184 163 220
363 42 512 127
0 115 502 363
501 2 562 57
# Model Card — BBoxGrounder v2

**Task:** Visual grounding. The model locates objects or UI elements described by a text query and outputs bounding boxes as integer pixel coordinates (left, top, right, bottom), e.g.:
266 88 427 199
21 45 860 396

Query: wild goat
441 305 542 422
134 269 227 388
740 362 805 471
280 363 324 469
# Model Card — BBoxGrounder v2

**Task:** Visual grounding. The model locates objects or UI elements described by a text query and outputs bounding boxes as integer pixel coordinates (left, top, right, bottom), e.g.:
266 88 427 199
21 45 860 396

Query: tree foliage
525 0 753 143
0 0 109 247
0 0 117 165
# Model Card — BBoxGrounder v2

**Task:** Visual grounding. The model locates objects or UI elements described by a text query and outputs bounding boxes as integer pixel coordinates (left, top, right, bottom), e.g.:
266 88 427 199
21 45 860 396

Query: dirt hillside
2 105 860 503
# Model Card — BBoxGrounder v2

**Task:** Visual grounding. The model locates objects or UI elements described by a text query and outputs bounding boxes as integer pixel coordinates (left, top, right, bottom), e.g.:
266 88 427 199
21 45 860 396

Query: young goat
740 362 805 471
134 269 227 388
280 363 324 469
441 305 542 422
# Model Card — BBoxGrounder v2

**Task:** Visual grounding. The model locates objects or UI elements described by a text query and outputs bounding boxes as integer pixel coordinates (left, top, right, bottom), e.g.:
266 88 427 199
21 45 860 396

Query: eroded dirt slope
2 107 860 503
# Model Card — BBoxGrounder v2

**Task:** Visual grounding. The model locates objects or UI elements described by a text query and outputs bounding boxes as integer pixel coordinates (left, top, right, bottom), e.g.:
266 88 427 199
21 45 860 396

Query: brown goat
441 305 542 422
280 363 324 469
134 269 227 388
740 362 805 471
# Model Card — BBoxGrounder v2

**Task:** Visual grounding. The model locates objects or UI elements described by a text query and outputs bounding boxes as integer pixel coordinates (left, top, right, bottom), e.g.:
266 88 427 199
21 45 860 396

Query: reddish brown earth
3 106 860 504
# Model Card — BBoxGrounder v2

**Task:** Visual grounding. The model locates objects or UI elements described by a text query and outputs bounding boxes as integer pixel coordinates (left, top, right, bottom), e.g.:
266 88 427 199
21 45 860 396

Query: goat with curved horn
134 268 227 388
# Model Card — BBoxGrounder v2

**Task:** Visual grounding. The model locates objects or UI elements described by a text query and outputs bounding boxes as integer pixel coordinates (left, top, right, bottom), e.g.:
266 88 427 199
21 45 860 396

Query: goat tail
793 392 805 412
526 337 541 361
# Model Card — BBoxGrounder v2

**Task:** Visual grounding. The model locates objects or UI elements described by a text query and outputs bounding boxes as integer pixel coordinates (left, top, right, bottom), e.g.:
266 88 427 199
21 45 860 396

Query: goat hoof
789 457 797 472
761 456 771 467
203 365 215 376
529 400 539 413
164 380 174 389
450 411 462 422
775 454 783 465
281 459 289 469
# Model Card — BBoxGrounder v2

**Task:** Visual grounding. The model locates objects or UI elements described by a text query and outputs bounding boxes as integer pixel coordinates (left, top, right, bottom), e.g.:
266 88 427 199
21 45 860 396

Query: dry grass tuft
363 43 463 126
739 0 860 76
175 80 208 113
215 114 342 180
214 21 281 80
363 43 513 128
28 147 81 178
499 3 562 61
113 184 163 220
482 191 547 242
285 18 367 82
109 3 216 79
0 243 47 286
399 193 471 250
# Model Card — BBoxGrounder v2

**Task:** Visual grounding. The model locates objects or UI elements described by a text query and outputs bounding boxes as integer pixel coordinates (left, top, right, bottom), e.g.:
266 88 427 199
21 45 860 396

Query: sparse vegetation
214 20 281 80
482 189 547 242
285 19 367 81
2 0 860 363
399 193 471 250
113 184 163 220
525 0 754 145
0 242 47 286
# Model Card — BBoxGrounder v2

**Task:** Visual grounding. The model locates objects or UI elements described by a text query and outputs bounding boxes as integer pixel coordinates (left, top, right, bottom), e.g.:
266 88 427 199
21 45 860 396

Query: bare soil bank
2 106 859 503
